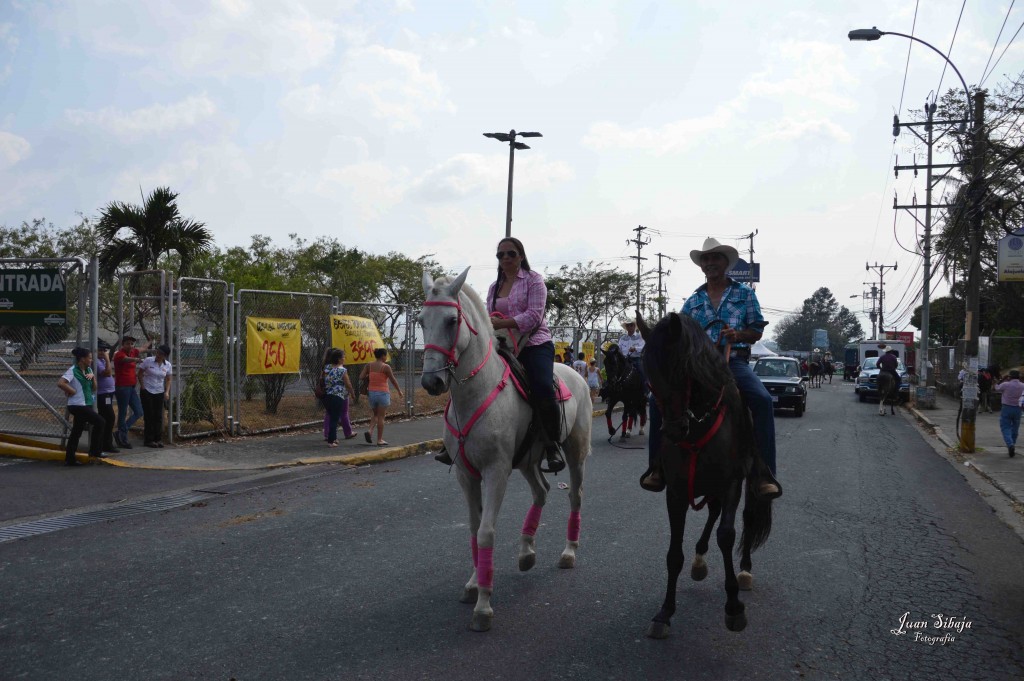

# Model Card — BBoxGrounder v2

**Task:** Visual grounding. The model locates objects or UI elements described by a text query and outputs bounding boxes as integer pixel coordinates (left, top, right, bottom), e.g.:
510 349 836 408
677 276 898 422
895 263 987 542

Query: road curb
3 408 618 471
908 407 958 450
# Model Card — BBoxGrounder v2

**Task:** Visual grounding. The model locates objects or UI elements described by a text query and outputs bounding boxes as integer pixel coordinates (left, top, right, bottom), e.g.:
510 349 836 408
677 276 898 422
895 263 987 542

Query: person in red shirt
113 334 145 447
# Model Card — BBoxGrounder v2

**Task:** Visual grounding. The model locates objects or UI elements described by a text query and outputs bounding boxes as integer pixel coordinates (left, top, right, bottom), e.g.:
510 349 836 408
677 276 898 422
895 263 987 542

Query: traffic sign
0 269 67 327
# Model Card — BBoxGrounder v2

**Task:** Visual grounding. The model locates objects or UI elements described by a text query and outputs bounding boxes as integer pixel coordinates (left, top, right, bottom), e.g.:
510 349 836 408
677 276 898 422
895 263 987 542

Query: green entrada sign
0 269 68 327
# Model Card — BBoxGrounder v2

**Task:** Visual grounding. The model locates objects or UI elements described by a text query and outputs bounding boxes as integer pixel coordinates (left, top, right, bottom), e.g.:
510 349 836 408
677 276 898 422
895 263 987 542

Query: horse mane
646 312 734 396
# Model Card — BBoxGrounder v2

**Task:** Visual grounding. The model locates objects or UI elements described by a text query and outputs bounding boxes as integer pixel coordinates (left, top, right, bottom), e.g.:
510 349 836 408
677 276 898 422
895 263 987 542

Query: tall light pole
849 26 974 409
483 129 542 239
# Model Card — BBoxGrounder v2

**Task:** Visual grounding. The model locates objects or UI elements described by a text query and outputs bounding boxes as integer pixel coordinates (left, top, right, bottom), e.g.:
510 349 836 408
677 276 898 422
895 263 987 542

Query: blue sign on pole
727 258 760 283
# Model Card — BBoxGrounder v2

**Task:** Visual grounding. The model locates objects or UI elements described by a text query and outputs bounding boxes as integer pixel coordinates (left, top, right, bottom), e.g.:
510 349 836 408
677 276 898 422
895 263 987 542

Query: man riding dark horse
877 347 901 398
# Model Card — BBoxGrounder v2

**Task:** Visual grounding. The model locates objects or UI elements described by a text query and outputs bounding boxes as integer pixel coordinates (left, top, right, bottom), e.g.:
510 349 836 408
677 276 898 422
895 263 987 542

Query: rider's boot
639 462 665 492
434 444 453 465
753 459 782 500
538 399 566 474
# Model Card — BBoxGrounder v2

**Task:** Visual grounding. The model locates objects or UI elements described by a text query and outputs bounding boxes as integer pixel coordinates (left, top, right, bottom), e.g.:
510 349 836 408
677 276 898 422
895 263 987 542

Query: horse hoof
460 587 478 604
638 428 645 436
558 552 576 569
691 562 708 582
646 621 670 639
725 612 748 632
519 553 536 572
737 571 753 591
469 611 493 632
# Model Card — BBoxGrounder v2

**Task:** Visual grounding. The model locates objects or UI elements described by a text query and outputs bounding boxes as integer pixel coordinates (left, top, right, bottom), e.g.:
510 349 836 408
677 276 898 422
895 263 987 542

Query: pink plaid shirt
486 268 552 348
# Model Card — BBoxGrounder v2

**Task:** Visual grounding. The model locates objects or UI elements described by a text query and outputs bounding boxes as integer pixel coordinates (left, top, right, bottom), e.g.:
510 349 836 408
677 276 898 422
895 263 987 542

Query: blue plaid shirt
681 279 765 349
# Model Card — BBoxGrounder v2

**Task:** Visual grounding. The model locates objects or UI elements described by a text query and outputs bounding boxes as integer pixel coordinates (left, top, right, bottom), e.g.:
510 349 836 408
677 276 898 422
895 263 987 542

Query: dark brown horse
600 343 647 441
639 312 773 638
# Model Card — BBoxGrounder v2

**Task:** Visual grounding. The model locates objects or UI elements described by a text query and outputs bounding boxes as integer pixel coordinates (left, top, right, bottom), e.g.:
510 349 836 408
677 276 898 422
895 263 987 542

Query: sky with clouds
2 0 1022 339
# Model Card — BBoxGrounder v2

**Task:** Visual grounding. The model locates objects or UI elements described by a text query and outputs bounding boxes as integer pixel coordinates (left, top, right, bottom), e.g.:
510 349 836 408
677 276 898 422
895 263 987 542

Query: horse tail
740 477 773 553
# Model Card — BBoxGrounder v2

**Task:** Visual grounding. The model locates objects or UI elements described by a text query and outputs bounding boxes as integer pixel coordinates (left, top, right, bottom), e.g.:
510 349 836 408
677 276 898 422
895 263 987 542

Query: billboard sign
0 269 67 327
727 258 760 283
997 230 1024 282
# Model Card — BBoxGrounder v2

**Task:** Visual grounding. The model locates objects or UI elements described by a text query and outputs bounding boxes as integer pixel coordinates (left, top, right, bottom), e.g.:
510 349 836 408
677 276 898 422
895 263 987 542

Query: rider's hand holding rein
491 316 518 331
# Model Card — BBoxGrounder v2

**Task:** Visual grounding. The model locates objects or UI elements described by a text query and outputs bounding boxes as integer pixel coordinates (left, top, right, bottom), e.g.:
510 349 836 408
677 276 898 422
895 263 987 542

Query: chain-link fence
232 289 335 435
0 258 94 440
174 277 229 439
928 336 1024 397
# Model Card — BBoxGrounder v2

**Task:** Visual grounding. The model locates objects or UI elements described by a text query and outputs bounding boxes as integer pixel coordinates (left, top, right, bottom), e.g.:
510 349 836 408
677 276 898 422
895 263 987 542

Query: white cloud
0 131 31 169
110 142 252 201
411 153 574 201
581 104 739 154
295 161 410 223
282 45 455 130
0 22 16 83
755 117 852 145
65 95 218 138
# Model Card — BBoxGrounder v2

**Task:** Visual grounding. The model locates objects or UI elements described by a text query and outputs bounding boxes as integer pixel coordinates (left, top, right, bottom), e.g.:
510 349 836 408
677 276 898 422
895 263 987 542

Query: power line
936 0 967 99
981 17 1024 86
897 0 921 116
979 0 1014 86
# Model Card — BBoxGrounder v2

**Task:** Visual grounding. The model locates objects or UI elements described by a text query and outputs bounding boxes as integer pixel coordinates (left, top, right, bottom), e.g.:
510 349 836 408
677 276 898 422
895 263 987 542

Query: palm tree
96 187 213 280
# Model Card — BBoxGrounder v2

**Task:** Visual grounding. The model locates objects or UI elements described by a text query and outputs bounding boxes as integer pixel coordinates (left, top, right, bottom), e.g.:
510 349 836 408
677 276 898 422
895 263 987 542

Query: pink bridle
422 298 481 370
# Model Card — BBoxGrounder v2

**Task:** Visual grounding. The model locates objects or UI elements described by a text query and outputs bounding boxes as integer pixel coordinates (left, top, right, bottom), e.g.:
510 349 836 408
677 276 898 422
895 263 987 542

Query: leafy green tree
96 187 213 280
773 287 864 355
545 262 649 339
910 296 965 346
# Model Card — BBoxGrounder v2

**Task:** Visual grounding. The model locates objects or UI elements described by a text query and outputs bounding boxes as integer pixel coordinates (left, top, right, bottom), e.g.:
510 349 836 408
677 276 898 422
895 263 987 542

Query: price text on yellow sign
246 317 301 374
331 315 386 363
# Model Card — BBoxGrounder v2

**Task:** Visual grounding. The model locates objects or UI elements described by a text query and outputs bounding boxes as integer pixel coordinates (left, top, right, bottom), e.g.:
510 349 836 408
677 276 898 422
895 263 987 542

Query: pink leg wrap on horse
521 504 543 536
626 416 633 431
471 535 478 568
477 546 494 589
567 511 581 542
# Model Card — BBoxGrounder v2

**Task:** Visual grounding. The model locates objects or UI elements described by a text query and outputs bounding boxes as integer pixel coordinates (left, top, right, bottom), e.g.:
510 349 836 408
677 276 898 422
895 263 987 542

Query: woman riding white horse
419 258 592 632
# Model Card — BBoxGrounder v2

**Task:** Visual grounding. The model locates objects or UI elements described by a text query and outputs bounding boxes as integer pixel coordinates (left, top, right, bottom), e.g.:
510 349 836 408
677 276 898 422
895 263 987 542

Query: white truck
858 340 907 368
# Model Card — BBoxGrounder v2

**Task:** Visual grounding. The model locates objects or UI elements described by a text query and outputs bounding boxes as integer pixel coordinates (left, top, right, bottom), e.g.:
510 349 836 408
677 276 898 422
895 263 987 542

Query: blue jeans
324 394 345 444
519 341 555 403
1000 404 1021 448
115 386 143 439
647 357 777 475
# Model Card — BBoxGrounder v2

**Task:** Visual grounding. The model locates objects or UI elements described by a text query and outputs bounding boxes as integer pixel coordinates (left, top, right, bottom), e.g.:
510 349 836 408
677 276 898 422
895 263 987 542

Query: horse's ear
447 267 471 298
422 269 434 297
667 312 683 341
636 311 651 341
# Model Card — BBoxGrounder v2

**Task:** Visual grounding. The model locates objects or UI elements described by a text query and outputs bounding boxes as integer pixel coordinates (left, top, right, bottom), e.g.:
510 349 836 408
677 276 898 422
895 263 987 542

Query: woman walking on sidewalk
57 347 105 465
994 369 1023 458
323 348 356 447
359 348 403 446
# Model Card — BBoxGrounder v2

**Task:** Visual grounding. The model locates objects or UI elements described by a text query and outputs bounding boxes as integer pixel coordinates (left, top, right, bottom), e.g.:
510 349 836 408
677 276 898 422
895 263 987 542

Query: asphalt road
1 380 1023 680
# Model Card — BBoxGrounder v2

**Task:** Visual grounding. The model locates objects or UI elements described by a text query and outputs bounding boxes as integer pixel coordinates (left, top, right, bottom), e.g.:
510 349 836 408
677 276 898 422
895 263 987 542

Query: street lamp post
483 129 542 239
849 26 975 413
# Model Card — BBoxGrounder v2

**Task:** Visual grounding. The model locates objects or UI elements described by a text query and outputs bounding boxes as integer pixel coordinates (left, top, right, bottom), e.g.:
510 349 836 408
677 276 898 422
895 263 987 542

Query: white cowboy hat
620 317 637 329
690 237 739 271
813 348 821 353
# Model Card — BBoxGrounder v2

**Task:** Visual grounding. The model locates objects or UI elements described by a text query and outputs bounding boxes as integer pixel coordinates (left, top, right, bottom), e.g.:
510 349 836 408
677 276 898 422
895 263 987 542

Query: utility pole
627 225 650 316
866 262 897 337
744 230 758 287
892 100 968 395
960 91 988 453
654 252 675 318
862 283 879 339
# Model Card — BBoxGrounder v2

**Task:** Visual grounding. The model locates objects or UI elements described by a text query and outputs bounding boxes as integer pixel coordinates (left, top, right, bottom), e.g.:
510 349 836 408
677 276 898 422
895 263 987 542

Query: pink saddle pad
555 377 572 402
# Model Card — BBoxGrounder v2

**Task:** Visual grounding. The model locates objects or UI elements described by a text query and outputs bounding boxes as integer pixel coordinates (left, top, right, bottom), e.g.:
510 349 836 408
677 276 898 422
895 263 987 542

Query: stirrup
539 444 566 474
434 444 453 465
753 472 782 500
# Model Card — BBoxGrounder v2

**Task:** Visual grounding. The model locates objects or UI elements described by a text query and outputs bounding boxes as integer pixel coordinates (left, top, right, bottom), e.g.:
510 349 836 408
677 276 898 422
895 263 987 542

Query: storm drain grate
0 491 215 544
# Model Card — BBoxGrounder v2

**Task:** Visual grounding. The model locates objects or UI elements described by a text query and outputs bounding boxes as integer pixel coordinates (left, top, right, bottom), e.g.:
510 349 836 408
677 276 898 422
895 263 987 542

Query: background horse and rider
638 311 774 638
419 269 592 632
600 343 647 441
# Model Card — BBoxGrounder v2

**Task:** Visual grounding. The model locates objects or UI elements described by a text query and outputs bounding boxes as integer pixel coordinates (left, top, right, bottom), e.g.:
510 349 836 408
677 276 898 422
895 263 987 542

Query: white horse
419 268 592 632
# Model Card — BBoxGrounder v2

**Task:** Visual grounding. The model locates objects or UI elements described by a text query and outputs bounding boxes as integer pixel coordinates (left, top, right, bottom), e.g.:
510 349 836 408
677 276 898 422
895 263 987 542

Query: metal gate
173 277 230 439
338 301 415 417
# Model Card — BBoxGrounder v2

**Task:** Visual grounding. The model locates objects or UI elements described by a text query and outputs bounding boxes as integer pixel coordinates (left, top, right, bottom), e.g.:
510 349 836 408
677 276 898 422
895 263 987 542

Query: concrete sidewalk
909 390 1024 507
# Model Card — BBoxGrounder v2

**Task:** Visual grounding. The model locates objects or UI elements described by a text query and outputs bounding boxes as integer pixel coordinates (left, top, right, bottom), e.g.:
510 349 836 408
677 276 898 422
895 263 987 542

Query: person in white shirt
138 344 173 447
57 347 105 465
572 352 588 379
617 317 646 389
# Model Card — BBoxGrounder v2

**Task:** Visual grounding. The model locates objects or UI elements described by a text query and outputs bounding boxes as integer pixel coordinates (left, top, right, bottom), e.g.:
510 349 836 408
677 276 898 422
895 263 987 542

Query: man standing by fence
994 369 1023 458
113 334 144 448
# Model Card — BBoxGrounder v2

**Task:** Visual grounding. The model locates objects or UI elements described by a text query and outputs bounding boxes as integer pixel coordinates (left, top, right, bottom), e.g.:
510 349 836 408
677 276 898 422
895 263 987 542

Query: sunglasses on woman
496 250 519 259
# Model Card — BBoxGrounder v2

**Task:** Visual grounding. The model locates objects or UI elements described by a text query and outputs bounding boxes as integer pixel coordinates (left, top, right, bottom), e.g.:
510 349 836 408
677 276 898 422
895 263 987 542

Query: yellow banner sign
582 341 595 363
246 317 301 374
330 315 386 364
554 341 571 363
